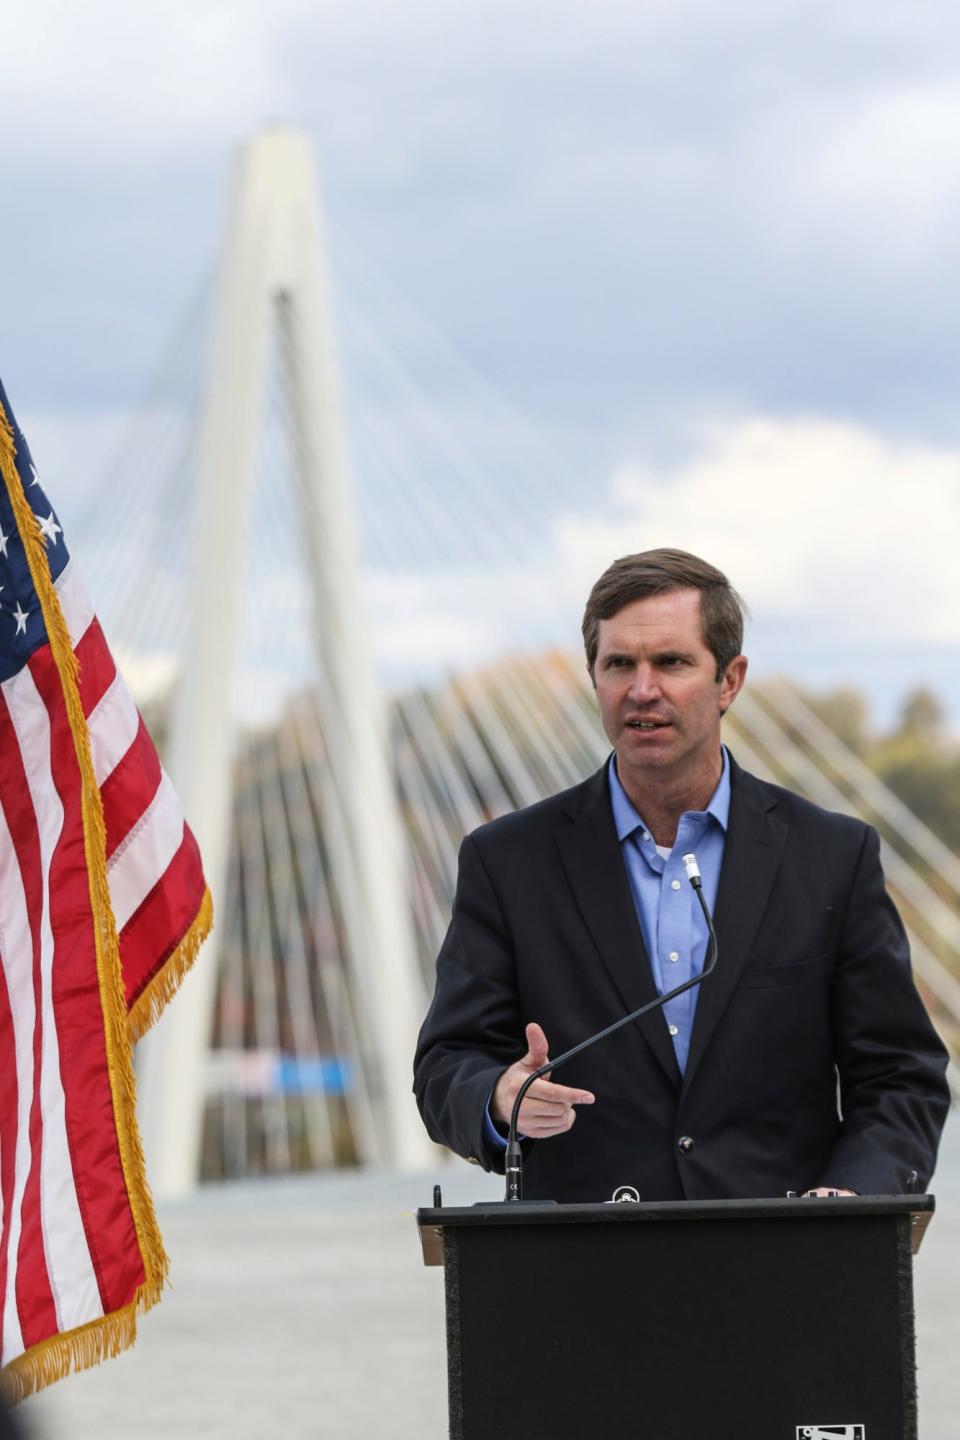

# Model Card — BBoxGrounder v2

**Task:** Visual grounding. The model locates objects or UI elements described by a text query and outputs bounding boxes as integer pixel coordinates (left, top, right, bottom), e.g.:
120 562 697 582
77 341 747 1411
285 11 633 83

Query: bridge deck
24 1120 960 1440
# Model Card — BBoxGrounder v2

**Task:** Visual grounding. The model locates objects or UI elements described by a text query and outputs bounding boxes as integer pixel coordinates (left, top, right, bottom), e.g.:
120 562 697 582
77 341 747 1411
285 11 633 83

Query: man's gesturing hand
491 1022 595 1138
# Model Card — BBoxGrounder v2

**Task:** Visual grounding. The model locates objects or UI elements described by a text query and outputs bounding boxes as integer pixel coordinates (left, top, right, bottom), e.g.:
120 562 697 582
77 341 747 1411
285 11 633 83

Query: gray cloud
2 0 960 727
6 0 960 433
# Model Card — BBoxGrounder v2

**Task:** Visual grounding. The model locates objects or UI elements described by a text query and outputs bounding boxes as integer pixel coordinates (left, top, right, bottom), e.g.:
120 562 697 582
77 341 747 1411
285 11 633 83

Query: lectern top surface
419 1193 932 1226
416 1194 935 1265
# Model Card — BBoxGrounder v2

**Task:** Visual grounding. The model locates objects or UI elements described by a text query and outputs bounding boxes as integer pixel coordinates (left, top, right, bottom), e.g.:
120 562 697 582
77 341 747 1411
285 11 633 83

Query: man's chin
616 740 679 773
619 727 676 755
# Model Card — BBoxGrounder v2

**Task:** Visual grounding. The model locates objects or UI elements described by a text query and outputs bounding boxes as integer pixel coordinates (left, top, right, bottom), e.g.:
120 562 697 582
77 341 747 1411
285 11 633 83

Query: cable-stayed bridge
60 128 960 1197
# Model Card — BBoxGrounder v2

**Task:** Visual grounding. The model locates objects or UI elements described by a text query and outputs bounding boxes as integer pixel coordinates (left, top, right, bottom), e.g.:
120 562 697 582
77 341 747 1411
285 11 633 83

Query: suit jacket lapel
682 758 788 1096
556 768 681 1088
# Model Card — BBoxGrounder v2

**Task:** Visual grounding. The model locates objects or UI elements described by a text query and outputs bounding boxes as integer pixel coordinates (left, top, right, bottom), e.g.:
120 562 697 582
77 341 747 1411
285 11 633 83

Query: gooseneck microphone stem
505 855 718 1201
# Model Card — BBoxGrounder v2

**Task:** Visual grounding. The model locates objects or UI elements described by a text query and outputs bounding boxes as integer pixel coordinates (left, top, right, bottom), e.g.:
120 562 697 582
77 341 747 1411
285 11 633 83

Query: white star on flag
0 527 8 557
38 512 61 545
12 601 28 635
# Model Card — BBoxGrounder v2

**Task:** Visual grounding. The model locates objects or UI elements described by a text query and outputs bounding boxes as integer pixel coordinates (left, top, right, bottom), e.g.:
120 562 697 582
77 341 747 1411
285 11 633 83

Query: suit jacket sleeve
413 833 525 1172
820 824 950 1194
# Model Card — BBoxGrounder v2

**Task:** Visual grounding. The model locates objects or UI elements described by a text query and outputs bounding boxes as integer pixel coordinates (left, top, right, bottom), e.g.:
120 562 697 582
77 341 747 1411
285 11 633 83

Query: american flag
0 380 211 1400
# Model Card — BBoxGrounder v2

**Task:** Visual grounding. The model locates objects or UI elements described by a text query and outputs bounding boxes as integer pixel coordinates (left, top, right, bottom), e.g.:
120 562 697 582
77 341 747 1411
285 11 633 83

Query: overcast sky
3 0 959 730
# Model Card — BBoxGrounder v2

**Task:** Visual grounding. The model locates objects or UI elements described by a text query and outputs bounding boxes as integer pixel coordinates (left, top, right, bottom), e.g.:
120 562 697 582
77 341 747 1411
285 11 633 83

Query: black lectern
417 1195 933 1440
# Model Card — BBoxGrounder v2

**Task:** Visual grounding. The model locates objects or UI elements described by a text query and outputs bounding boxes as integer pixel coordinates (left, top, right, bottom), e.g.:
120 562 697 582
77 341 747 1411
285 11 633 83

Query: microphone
682 852 701 887
504 850 718 1201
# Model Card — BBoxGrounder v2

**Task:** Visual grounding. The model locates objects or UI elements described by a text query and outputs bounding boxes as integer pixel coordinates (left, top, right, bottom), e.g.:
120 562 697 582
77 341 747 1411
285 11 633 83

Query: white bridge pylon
137 126 434 1197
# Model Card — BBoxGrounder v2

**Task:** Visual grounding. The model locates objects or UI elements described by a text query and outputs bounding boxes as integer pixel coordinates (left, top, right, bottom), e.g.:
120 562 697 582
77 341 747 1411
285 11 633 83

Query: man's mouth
627 719 670 731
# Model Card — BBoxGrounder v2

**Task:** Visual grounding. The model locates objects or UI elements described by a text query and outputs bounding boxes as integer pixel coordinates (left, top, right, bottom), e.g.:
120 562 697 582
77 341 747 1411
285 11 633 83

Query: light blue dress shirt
607 747 730 1073
484 748 730 1146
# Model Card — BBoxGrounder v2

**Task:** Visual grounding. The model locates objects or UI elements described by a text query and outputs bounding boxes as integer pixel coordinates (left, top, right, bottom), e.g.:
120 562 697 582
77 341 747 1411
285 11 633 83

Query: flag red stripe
28 651 144 1317
100 716 162 862
74 619 116 719
120 826 206 1010
0 690 58 1349
0 947 18 1355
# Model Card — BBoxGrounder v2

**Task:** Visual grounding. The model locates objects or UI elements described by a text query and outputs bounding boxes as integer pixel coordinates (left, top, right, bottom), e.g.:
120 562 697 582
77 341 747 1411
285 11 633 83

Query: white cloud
354 412 960 729
43 401 955 734
113 646 176 707
597 414 960 644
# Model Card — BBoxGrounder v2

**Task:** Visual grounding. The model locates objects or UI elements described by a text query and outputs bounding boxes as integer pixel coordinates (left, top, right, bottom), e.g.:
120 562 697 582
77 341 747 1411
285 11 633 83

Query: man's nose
627 665 661 703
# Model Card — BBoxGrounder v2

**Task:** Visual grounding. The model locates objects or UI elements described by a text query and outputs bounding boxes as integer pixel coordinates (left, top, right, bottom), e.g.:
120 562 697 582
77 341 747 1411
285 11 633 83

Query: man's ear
718 655 748 714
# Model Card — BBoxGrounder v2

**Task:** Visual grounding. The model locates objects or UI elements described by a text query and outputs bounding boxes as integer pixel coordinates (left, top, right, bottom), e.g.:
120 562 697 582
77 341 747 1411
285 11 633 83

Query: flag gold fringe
0 403 169 1402
126 885 213 1044
1 1301 139 1405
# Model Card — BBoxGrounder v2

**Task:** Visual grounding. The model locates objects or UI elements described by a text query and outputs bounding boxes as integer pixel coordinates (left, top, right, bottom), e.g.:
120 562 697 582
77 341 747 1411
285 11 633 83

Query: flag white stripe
54 560 94 650
88 671 139 788
5 666 102 1333
0 795 34 1364
108 771 185 931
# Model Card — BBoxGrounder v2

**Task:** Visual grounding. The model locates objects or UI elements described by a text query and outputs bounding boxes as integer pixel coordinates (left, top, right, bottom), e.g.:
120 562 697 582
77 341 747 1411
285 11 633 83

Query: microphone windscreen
682 852 701 885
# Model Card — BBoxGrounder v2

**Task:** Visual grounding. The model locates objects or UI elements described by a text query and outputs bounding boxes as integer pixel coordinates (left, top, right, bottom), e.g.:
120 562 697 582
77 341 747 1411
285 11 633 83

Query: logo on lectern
797 1426 865 1439
610 1185 640 1203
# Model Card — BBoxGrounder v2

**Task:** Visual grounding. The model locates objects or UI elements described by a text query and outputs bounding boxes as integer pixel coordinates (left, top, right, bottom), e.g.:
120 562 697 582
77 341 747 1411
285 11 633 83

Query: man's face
592 588 746 791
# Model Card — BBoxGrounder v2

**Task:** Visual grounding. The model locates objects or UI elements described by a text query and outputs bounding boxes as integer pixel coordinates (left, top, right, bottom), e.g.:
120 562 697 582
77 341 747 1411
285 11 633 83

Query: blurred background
10 1 960 723
2 1 959 1435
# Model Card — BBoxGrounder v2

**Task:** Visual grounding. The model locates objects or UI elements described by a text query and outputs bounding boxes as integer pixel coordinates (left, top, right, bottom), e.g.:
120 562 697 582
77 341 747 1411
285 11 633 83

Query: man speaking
413 549 950 1202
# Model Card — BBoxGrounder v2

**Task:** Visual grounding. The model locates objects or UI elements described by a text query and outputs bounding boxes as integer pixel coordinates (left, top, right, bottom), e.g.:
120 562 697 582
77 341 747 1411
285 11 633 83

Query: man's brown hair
582 548 746 681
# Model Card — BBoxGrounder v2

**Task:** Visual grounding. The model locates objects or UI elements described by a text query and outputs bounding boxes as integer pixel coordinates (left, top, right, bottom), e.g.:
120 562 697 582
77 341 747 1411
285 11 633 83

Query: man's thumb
524 1021 550 1069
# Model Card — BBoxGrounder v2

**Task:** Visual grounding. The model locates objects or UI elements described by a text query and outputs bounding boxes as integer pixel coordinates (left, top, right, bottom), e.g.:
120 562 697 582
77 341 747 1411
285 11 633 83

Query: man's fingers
518 1080 595 1133
491 1027 596 1130
519 1024 594 1106
521 1100 569 1119
521 1109 578 1137
523 1021 550 1069
525 1077 595 1107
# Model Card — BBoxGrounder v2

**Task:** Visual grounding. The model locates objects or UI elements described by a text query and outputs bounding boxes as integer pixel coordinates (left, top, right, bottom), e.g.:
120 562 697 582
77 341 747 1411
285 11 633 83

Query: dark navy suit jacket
413 755 949 1202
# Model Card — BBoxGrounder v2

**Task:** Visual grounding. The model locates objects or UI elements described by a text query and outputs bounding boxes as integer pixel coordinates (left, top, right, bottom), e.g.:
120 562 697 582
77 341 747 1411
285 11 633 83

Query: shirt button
642 831 650 841
668 1024 679 1036
668 950 679 962
670 879 681 890
678 1135 695 1153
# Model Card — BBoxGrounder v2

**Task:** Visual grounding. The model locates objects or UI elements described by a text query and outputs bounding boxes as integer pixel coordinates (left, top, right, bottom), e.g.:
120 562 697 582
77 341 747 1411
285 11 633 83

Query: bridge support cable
335 242 597 525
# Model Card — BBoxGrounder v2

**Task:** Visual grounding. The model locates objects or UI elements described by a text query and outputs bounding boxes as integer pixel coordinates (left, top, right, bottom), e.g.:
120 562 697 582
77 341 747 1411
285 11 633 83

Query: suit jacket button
678 1135 695 1153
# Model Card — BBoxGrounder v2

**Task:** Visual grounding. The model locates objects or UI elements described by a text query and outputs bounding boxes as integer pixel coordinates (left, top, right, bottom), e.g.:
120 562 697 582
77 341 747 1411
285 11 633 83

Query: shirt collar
607 746 731 842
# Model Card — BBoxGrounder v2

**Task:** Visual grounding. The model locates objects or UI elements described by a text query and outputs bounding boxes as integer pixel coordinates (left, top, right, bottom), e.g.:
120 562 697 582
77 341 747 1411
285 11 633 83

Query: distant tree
792 682 959 855
803 685 871 755
896 687 946 742
870 688 960 852
873 748 960 852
